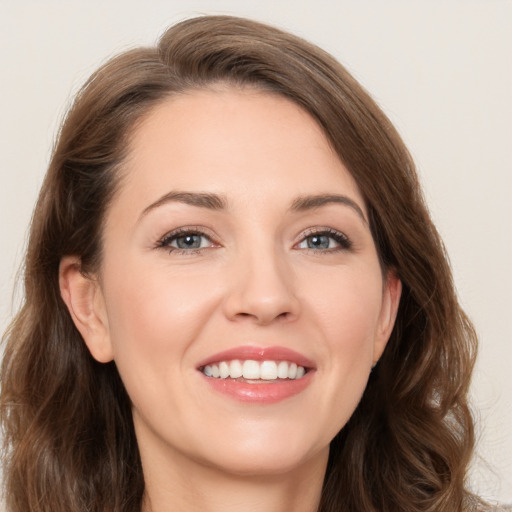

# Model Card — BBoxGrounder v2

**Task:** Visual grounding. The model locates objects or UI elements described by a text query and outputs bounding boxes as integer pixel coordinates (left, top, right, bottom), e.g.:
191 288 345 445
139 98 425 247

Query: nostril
223 271 301 325
231 309 294 325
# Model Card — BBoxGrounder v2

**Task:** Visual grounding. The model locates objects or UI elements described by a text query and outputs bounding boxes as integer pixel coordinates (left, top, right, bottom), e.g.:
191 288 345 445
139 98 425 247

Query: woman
0 15 507 512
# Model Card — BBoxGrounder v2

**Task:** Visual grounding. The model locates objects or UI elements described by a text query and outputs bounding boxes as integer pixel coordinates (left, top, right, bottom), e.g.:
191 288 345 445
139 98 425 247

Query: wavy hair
1 15 477 512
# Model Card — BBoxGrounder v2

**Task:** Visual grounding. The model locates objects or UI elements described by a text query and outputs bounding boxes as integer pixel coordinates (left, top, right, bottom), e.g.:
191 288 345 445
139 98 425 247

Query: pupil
177 234 200 249
308 235 329 249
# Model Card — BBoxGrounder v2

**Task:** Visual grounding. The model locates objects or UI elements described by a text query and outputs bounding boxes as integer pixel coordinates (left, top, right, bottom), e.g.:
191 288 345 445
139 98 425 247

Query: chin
206 447 328 478
194 427 330 478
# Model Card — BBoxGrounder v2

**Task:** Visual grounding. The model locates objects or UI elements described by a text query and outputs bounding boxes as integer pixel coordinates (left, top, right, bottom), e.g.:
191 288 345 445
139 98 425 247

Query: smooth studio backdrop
1 0 511 503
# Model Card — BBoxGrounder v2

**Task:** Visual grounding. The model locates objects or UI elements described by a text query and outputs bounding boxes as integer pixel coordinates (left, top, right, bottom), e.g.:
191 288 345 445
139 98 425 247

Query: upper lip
196 345 316 370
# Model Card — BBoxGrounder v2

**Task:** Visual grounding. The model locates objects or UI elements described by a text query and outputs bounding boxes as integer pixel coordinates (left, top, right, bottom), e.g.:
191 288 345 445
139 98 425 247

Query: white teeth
288 362 298 379
230 360 243 378
242 360 260 379
219 361 230 379
277 361 289 379
260 361 277 380
201 359 307 381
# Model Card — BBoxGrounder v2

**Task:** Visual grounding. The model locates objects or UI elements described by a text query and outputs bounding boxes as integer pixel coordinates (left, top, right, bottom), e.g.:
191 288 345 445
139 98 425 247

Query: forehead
117 88 365 213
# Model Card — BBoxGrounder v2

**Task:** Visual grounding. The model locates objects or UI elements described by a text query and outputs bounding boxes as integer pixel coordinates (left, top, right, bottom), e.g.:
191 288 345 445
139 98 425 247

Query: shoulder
480 506 512 512
470 502 512 511
464 495 512 512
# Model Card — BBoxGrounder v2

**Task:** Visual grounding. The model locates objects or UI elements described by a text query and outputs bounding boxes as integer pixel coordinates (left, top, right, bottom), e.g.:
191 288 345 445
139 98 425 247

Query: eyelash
297 228 352 252
155 227 352 255
156 227 217 255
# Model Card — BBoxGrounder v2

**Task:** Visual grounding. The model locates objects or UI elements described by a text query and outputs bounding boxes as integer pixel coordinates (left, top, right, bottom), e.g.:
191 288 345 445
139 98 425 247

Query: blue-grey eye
300 234 334 250
171 233 209 249
297 230 351 251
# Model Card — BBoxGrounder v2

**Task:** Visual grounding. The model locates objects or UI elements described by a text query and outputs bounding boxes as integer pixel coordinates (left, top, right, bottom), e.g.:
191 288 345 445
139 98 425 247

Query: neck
140 444 328 512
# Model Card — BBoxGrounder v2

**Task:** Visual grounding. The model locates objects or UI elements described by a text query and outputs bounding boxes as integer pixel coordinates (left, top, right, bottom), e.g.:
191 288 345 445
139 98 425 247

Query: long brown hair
1 15 478 512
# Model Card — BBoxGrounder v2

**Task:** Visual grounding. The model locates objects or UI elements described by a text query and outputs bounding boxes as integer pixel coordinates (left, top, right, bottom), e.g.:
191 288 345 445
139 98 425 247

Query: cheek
306 264 383 344
101 257 222 376
100 261 228 433
303 264 383 390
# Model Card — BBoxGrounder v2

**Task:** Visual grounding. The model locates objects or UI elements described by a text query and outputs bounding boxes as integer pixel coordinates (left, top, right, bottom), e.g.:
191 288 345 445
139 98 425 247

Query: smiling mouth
200 359 307 382
197 347 315 403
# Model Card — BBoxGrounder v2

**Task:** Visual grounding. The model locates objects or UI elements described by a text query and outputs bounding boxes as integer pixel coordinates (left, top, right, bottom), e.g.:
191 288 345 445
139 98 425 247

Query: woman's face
78 88 400 477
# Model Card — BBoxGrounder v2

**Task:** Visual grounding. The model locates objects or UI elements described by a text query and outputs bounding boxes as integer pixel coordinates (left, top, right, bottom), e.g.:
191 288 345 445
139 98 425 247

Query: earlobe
373 270 402 366
59 256 114 363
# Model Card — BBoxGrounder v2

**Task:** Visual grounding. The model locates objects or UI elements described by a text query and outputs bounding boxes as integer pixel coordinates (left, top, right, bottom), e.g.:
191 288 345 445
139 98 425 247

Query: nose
222 247 300 325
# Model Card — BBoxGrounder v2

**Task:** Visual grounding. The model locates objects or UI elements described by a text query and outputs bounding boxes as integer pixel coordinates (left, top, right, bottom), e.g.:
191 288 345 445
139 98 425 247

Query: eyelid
294 227 352 251
156 225 220 252
154 225 352 253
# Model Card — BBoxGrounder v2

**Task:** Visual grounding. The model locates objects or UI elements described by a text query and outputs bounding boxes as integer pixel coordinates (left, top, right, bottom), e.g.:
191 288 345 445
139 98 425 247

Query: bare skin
60 87 401 512
140 442 327 512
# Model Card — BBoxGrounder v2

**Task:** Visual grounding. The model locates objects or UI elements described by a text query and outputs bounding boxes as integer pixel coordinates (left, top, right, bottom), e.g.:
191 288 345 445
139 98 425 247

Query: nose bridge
223 237 299 324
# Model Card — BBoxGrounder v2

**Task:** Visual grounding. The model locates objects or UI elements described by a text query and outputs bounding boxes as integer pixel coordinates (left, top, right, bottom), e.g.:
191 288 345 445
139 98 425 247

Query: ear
59 256 114 363
373 269 402 366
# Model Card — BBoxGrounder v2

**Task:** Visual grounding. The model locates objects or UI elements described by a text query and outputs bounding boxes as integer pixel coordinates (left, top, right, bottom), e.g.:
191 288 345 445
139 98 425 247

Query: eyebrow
290 194 367 223
140 191 228 218
140 191 367 224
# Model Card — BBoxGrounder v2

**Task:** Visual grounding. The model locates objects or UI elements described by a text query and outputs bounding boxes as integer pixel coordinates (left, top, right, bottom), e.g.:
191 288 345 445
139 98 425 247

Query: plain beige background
1 0 511 503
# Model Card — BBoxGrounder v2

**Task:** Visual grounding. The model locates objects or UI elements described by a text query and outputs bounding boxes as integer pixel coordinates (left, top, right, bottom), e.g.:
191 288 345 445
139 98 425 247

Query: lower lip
200 371 314 404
